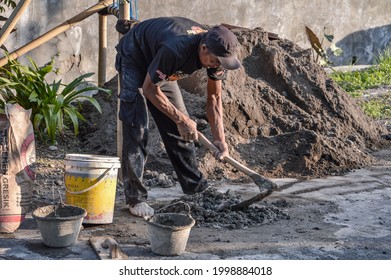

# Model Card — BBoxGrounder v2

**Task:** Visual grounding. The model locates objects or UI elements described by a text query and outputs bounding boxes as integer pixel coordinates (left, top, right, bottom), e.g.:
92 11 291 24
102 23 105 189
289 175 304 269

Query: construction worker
115 17 241 218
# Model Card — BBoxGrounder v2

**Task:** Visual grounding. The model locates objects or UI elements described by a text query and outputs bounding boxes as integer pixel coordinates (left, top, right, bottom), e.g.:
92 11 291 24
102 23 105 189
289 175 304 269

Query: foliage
357 93 391 119
0 0 17 52
329 46 391 120
375 46 391 73
0 0 16 13
330 45 391 93
0 55 111 144
305 26 343 67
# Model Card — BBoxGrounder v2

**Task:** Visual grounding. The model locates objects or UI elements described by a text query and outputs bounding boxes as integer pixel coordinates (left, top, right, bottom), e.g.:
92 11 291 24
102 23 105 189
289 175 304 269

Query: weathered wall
2 0 391 84
4 0 119 84
138 0 391 66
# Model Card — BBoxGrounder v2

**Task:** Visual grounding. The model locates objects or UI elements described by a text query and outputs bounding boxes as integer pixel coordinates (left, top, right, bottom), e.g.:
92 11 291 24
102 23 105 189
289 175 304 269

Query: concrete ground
1 149 390 261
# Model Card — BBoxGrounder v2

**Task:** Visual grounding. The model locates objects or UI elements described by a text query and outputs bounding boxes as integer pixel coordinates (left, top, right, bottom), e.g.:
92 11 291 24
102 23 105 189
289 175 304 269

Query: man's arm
142 73 198 142
206 77 229 160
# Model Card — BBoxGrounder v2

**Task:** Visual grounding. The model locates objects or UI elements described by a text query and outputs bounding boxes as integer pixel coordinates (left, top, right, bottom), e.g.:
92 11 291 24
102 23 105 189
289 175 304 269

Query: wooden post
0 0 32 48
0 0 113 67
117 1 130 176
98 10 108 86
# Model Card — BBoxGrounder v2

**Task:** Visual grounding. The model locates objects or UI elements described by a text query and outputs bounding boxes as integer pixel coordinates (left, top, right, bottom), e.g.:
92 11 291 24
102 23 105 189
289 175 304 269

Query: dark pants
117 60 206 206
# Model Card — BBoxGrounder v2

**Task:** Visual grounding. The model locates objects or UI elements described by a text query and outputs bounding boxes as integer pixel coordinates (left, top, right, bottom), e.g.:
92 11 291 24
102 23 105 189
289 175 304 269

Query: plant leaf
63 106 80 135
305 26 327 59
77 96 102 113
324 34 334 43
330 43 343 56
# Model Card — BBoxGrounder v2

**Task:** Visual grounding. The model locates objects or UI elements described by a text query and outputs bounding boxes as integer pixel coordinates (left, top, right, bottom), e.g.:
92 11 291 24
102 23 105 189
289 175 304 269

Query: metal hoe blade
197 131 277 210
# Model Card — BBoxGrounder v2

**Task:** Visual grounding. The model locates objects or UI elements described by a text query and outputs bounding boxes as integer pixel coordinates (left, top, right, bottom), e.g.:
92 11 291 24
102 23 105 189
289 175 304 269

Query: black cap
205 25 241 70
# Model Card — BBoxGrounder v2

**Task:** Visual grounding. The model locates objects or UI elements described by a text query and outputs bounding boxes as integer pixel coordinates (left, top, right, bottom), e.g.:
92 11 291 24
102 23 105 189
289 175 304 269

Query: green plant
330 45 391 93
0 56 111 144
358 93 391 119
329 46 391 120
0 0 17 52
0 0 16 13
305 26 343 67
375 46 391 73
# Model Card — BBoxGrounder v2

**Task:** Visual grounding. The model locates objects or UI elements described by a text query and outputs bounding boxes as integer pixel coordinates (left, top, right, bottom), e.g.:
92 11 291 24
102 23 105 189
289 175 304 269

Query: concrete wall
3 0 119 84
2 0 391 85
138 0 391 66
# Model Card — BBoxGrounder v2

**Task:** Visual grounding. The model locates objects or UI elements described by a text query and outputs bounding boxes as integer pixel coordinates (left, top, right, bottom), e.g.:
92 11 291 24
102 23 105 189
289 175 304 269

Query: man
115 17 241 218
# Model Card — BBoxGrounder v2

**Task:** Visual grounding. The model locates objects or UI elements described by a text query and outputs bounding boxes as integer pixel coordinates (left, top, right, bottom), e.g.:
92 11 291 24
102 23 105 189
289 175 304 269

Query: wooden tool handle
197 131 258 177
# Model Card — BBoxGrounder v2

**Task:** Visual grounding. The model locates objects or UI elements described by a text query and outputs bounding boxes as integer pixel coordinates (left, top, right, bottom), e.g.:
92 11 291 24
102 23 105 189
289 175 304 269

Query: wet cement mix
74 26 390 227
155 189 290 229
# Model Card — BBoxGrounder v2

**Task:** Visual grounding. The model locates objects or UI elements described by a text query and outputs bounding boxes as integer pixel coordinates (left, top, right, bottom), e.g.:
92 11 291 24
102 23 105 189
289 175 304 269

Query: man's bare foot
129 202 154 219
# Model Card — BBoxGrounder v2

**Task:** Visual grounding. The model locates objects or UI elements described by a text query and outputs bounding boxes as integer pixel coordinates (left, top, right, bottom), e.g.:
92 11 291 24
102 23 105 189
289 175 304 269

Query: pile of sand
78 26 390 180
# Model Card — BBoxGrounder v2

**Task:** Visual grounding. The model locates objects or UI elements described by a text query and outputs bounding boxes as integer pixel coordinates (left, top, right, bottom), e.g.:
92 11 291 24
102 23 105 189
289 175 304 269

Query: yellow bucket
64 154 121 224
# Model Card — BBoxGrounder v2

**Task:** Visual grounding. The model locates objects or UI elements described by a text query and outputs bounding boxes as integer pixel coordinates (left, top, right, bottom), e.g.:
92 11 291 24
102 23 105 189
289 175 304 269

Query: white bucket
64 154 121 224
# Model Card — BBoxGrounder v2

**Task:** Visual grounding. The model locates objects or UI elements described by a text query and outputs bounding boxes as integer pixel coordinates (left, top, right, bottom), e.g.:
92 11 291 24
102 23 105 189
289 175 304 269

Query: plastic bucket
33 204 87 247
147 213 195 256
64 154 121 224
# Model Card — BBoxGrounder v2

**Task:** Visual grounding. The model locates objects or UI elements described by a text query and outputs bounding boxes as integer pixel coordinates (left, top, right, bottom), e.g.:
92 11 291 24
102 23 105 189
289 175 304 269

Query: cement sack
0 104 36 233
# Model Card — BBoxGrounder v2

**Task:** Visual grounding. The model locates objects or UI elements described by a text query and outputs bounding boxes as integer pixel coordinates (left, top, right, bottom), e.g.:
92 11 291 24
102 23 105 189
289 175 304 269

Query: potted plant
0 55 111 144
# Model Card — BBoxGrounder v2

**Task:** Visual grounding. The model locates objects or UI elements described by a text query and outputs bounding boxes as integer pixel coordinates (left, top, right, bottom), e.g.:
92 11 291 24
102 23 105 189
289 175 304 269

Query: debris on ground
156 188 290 229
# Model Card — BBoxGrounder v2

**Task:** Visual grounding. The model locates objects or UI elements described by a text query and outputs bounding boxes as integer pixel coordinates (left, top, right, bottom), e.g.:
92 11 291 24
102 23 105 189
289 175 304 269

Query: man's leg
119 98 154 218
117 54 154 217
120 101 148 206
146 82 209 195
121 123 154 217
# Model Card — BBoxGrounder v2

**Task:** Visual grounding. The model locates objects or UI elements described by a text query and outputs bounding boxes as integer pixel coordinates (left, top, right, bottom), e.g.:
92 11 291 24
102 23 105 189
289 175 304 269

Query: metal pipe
0 0 32 47
134 0 139 20
0 0 113 68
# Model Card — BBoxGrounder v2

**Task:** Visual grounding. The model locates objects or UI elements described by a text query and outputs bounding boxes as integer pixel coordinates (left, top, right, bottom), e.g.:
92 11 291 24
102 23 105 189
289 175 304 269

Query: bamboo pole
119 1 131 20
117 1 131 176
0 0 32 47
98 13 107 86
0 0 113 68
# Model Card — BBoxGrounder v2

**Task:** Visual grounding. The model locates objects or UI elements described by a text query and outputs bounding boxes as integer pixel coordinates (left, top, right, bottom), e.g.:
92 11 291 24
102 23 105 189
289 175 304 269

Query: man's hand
142 73 198 142
115 19 139 35
177 118 198 142
212 140 229 160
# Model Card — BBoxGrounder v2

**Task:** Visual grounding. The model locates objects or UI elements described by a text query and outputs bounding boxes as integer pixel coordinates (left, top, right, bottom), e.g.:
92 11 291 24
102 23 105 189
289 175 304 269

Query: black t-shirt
116 17 226 87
